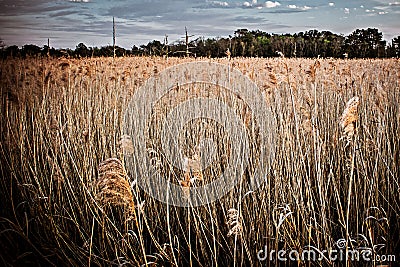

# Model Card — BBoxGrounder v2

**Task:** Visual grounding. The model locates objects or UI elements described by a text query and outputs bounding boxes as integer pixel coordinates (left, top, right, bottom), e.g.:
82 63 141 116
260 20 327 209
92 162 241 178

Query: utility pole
164 34 169 58
174 27 195 57
113 17 116 58
184 27 194 57
47 38 50 57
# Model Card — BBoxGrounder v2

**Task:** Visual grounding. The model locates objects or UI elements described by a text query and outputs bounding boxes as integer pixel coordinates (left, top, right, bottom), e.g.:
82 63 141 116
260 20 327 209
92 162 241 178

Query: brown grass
340 96 360 138
0 56 399 266
95 158 135 216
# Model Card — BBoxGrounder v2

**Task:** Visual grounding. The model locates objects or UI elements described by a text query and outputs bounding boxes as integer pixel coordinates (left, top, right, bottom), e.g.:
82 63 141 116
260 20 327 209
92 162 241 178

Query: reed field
0 56 399 266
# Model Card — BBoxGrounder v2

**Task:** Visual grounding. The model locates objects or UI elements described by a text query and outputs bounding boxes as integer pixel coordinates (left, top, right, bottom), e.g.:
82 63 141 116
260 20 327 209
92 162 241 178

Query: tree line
1 28 399 59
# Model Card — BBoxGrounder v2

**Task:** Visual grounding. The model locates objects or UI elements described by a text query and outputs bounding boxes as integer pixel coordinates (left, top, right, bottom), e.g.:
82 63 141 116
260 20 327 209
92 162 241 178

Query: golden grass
95 158 135 216
340 96 360 138
0 56 399 266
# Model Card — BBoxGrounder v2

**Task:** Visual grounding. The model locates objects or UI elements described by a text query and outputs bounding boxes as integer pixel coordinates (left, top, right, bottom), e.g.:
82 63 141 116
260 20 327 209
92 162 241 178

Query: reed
0 56 399 266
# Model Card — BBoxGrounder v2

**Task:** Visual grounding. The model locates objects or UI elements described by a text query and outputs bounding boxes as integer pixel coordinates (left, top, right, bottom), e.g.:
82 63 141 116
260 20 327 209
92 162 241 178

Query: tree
99 46 114 57
0 28 395 59
148 40 163 56
391 36 400 57
2 45 19 58
22 44 41 57
0 39 5 50
75 43 89 58
131 45 140 56
114 46 126 57
345 28 384 58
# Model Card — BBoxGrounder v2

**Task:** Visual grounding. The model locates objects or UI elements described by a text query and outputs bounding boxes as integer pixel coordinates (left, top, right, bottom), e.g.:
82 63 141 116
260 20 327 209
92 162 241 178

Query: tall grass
0 56 399 266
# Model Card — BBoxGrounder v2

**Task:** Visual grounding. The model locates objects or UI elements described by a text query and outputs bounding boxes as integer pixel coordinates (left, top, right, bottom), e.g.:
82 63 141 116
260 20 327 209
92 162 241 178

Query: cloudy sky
0 0 399 48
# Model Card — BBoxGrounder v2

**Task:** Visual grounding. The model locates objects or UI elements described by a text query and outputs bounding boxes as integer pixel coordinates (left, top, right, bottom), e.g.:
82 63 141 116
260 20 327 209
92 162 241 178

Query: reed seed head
95 158 135 215
340 96 360 138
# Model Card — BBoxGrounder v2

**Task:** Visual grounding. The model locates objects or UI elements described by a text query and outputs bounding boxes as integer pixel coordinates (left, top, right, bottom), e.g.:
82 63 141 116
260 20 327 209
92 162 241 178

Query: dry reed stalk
227 208 242 236
119 135 134 155
95 158 136 216
340 96 360 138
269 72 277 86
262 72 278 97
180 153 203 198
304 59 321 84
225 48 231 60
1 57 399 266
300 106 312 134
183 153 203 181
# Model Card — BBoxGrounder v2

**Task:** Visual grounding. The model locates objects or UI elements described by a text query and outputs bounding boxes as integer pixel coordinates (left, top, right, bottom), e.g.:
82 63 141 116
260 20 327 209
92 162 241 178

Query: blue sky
0 0 399 48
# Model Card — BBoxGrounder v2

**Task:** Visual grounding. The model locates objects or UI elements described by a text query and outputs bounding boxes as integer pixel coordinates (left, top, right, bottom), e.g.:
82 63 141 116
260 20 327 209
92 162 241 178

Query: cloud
0 0 70 16
261 9 307 13
287 4 312 10
49 10 78 17
264 1 281 8
207 1 229 7
234 15 269 23
372 1 400 14
2 0 400 49
300 6 312 10
243 0 262 8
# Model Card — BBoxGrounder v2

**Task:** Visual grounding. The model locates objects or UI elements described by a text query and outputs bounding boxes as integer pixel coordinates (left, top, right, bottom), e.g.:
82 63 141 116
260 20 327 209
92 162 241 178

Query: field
0 56 399 266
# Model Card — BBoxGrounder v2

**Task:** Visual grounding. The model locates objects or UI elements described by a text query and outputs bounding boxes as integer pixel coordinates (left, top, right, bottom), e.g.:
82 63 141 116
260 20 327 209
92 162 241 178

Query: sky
0 0 399 49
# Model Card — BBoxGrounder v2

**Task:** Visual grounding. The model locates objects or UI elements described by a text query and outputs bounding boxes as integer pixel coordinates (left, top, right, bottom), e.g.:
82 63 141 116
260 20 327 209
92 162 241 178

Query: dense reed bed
0 56 399 266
